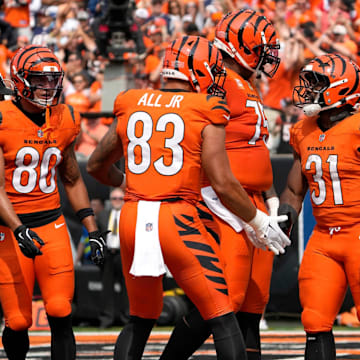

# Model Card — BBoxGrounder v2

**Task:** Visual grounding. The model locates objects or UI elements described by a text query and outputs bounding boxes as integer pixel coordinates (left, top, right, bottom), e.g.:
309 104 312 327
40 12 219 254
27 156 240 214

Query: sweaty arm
0 147 23 231
58 140 98 233
87 118 125 188
201 124 256 222
279 151 308 235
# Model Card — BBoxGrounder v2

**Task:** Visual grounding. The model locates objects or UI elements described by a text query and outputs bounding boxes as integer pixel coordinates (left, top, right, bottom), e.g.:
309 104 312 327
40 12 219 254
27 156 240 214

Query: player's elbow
86 161 99 179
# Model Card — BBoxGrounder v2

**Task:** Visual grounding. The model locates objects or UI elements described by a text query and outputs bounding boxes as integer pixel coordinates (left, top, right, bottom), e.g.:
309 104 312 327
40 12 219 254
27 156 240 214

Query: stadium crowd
0 0 358 156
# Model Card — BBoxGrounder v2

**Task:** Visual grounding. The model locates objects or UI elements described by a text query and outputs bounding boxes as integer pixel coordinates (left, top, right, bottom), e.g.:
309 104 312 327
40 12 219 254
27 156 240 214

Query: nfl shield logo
0 232 5 241
37 129 44 138
145 223 153 232
319 134 325 142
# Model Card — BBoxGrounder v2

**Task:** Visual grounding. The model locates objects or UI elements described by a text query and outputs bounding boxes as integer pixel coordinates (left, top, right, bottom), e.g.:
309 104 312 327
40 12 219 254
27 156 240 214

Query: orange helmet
10 45 64 108
162 35 226 98
293 53 360 116
214 9 280 78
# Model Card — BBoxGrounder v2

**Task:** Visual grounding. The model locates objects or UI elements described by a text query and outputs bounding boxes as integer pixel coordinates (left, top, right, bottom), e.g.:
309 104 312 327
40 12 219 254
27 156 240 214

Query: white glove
248 209 291 255
241 220 266 250
265 196 279 217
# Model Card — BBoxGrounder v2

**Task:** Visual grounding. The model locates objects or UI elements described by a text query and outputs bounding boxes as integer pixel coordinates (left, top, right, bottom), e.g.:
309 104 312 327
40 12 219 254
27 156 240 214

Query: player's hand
88 230 108 265
13 225 44 258
242 221 267 250
248 209 291 255
278 203 298 237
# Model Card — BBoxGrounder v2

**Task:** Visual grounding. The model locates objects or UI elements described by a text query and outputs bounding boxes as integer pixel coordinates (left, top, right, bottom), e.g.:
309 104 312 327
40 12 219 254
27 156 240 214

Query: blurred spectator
319 23 358 60
143 26 167 88
31 6 57 46
75 114 109 160
147 0 171 35
65 72 94 113
63 51 93 87
68 71 107 160
0 18 18 49
184 1 205 32
286 0 317 29
167 0 183 38
3 0 32 40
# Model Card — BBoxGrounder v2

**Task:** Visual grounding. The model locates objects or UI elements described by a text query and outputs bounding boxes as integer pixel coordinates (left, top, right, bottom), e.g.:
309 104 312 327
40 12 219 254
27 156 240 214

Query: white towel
201 186 244 233
129 200 166 277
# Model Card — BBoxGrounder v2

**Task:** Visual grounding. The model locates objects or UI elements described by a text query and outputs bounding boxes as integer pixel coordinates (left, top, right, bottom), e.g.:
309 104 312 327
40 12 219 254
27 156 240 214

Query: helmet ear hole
339 88 349 95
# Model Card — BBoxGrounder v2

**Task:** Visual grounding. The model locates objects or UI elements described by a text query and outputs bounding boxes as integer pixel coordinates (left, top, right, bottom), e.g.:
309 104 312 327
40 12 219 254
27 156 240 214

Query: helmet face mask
24 72 63 107
207 62 226 98
258 42 280 77
10 45 64 108
293 54 360 116
162 36 227 98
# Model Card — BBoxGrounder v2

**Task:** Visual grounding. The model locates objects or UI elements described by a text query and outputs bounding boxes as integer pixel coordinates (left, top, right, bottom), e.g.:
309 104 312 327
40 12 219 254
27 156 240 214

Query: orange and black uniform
0 100 80 331
201 67 274 314
291 114 360 333
113 88 233 321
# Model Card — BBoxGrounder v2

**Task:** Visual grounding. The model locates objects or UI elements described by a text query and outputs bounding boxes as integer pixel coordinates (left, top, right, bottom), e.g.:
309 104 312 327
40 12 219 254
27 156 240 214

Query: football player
87 35 289 360
279 53 360 360
161 9 289 360
0 45 106 360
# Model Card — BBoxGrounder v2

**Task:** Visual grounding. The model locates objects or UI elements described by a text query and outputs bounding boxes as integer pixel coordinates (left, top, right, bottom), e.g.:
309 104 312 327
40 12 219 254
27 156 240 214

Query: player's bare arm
87 118 125 187
201 123 256 222
0 147 23 231
58 141 98 232
280 151 308 214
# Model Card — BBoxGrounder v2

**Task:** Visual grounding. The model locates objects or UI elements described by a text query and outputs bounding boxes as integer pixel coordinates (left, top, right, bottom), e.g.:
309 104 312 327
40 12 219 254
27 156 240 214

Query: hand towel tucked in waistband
201 186 244 233
130 200 166 277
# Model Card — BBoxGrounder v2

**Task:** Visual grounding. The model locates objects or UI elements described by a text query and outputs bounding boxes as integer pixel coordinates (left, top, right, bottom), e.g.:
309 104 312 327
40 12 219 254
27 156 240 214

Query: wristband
278 203 298 223
76 208 95 222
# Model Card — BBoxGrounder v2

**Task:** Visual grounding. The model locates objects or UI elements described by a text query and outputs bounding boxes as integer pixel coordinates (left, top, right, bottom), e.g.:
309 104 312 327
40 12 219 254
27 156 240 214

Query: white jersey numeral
127 111 185 176
12 146 62 194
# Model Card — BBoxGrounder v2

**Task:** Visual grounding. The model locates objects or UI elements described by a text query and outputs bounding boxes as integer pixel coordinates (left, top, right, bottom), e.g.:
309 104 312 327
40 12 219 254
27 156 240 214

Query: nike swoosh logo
54 222 65 229
223 114 230 121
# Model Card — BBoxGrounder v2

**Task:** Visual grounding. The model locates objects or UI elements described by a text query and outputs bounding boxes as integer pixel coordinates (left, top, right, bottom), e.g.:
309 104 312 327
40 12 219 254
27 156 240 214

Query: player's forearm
279 186 303 214
212 178 257 222
0 188 22 231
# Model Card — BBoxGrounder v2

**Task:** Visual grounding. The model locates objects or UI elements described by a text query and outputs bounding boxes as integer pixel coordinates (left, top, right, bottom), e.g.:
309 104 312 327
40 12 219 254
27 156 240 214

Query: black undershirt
12 100 46 127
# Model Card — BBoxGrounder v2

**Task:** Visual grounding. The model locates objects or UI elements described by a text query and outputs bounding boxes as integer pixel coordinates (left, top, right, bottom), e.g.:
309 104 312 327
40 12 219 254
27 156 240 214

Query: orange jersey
290 114 360 227
203 67 273 192
0 101 80 214
113 89 229 202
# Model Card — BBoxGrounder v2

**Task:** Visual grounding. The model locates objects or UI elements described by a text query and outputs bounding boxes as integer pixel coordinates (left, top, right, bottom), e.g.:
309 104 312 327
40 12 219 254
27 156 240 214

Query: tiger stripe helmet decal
214 9 280 78
293 53 360 116
162 36 227 98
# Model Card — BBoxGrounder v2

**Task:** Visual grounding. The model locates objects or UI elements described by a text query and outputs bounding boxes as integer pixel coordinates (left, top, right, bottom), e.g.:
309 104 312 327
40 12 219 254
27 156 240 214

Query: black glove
278 203 298 236
13 225 45 258
88 230 108 265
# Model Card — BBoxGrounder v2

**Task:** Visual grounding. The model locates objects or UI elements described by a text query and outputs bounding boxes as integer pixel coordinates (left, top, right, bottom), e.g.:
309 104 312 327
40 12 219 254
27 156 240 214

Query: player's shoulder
0 100 25 127
290 116 316 137
51 103 80 125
